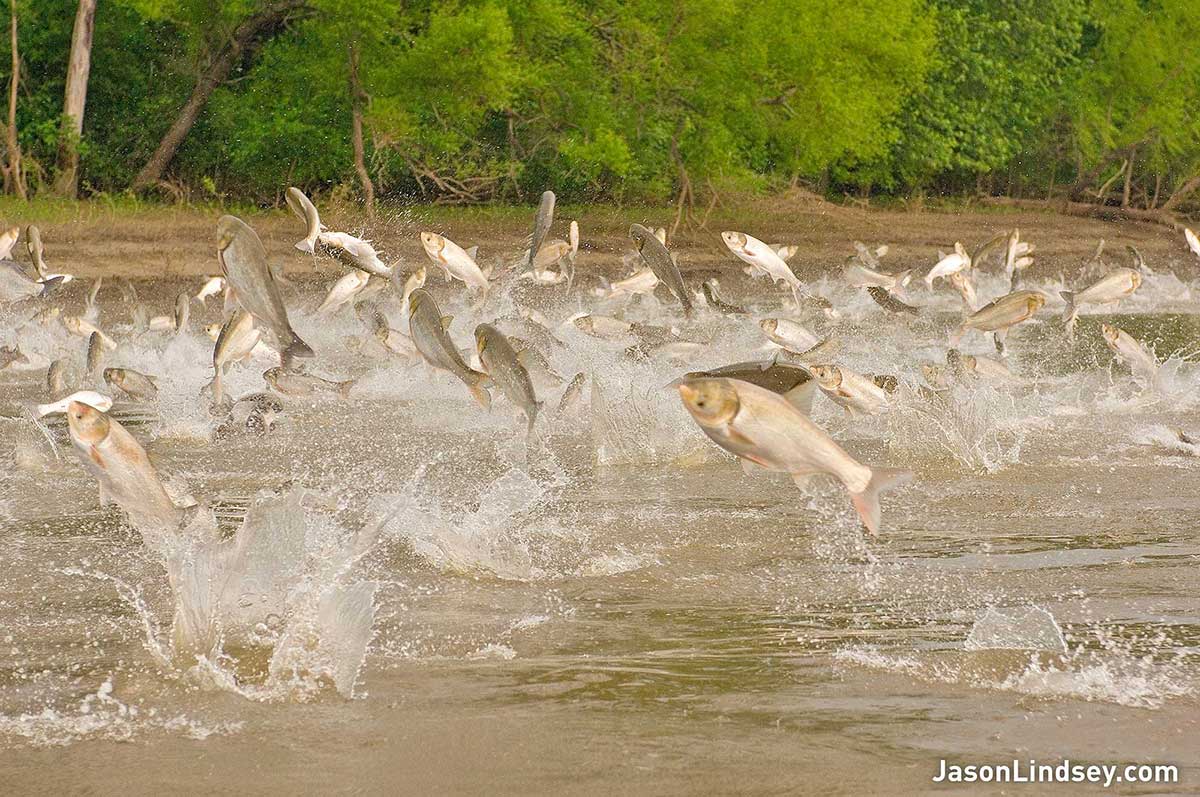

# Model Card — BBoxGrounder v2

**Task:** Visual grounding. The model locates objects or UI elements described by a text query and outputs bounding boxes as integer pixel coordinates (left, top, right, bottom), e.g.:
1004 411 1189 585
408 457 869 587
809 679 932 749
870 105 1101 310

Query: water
1 258 1198 793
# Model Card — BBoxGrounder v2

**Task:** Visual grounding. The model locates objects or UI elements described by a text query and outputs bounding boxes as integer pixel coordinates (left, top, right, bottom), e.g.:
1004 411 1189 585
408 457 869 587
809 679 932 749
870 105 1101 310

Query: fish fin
783 381 817 416
740 458 767 476
466 246 479 261
527 401 542 435
339 379 357 399
39 276 67 298
790 472 819 490
441 315 454 331
761 350 780 371
283 336 315 363
294 239 315 254
848 467 912 535
1059 290 1076 323
468 378 492 410
88 445 105 469
895 269 914 289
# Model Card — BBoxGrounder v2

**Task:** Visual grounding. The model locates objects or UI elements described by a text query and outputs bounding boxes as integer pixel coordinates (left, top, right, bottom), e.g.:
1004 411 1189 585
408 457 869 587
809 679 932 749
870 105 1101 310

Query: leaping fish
676 378 911 534
285 186 324 254
216 214 313 361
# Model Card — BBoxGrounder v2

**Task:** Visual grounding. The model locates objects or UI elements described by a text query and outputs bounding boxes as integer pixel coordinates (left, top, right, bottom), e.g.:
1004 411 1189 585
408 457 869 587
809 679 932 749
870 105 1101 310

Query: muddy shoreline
5 197 1194 284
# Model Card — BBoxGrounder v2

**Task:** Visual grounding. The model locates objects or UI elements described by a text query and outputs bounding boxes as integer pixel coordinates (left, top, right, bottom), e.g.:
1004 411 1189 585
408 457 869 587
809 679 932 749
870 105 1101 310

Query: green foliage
2 0 1197 206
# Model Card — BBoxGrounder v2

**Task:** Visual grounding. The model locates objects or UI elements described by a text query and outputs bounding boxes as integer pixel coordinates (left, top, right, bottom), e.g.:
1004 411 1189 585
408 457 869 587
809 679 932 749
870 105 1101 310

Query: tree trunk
130 0 309 192
6 0 25 199
52 0 96 198
1161 172 1200 212
347 41 374 215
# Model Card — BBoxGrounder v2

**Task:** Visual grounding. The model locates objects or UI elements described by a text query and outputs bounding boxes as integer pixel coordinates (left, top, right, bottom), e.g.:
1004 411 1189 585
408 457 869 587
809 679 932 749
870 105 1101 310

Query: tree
130 0 311 192
3 0 25 198
50 0 94 197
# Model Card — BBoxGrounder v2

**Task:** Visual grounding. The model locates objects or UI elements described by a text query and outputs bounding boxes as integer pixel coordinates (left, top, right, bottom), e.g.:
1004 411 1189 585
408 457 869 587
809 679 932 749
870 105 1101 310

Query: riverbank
0 194 1193 281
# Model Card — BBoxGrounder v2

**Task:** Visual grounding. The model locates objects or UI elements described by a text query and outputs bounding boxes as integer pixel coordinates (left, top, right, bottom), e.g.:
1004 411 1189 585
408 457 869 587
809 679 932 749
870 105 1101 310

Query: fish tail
1059 291 1076 324
39 276 67 298
526 400 543 435
283 335 315 362
468 372 492 410
896 269 914 289
338 379 357 399
848 467 913 535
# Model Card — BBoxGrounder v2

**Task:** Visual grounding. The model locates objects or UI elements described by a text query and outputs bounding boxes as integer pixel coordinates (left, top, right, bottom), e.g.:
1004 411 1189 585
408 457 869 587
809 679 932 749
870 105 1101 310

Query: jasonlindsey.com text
933 759 1179 788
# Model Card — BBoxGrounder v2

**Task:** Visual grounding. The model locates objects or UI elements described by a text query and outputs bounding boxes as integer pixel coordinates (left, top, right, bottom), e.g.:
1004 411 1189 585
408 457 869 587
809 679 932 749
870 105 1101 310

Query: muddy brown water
0 206 1198 794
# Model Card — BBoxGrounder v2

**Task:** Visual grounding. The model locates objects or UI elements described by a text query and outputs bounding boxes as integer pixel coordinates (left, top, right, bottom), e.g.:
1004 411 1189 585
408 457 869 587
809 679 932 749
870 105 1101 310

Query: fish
564 220 580 292
556 372 586 416
46 358 83 399
681 359 817 415
574 314 633 340
0 262 58 303
1061 268 1142 331
759 318 821 354
528 240 571 275
408 288 492 408
1100 323 1159 387
84 277 103 321
676 378 911 534
525 190 556 272
195 276 225 303
65 401 184 534
212 309 261 408
969 232 1007 270
285 186 324 254
263 367 356 399
866 286 919 316
419 232 489 294
174 291 190 332
37 390 112 417
215 392 285 438
925 243 970 287
1126 245 1151 276
946 349 1011 380
26 225 47 280
317 231 392 277
951 290 1045 353
0 226 18 259
475 323 541 434
808 364 890 416
845 262 914 294
508 337 564 384
216 214 313 361
851 241 888 270
631 223 692 314
398 265 426 312
947 271 978 312
702 279 748 315
1186 227 1200 259
316 268 371 315
371 313 420 361
773 244 799 262
62 316 117 349
0 345 27 369
721 231 803 307
103 367 159 401
85 332 103 376
603 267 659 298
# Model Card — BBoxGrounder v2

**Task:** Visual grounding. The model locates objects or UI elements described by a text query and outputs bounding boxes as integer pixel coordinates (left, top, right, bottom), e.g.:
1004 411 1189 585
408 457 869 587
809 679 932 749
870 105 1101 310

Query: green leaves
7 0 1198 204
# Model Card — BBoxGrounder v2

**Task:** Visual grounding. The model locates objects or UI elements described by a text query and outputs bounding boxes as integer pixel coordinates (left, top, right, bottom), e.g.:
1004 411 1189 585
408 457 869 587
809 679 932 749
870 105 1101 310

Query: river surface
0 242 1198 795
